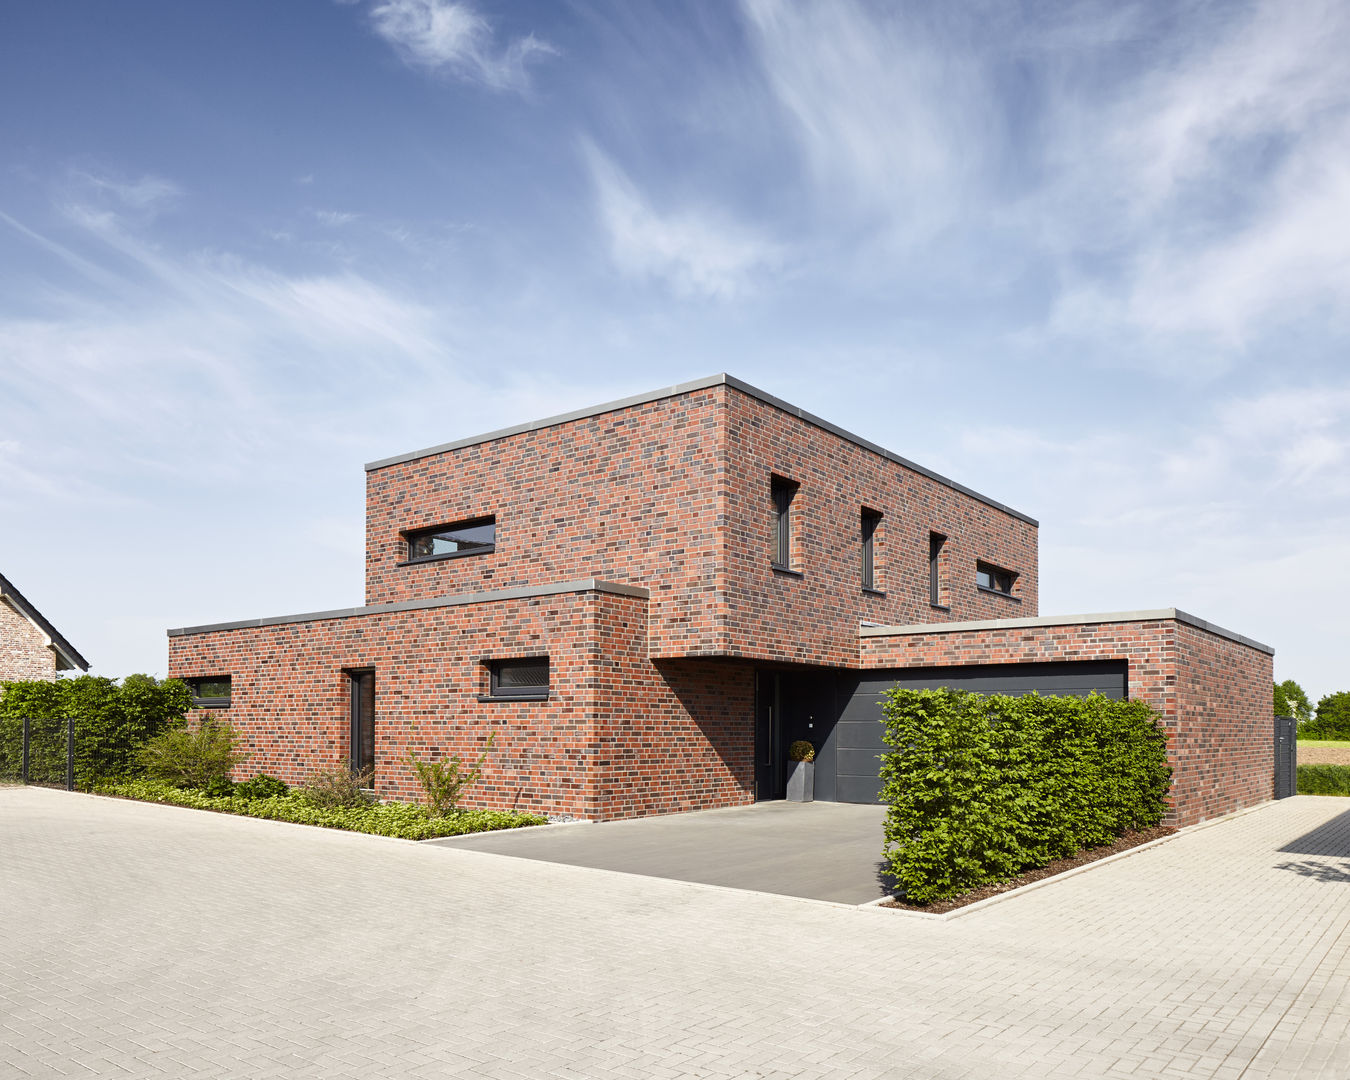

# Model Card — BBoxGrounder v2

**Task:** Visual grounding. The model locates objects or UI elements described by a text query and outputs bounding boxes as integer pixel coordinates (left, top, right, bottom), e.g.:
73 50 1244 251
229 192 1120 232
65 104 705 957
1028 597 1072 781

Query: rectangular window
187 676 231 708
348 669 375 783
976 561 1016 596
771 477 797 570
489 657 550 700
861 510 882 591
404 517 496 563
929 533 946 606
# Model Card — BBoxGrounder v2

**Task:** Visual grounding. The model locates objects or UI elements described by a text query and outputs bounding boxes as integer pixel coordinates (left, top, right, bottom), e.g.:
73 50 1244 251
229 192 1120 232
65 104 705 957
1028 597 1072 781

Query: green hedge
879 689 1171 903
94 778 548 839
0 675 193 786
1297 764 1350 796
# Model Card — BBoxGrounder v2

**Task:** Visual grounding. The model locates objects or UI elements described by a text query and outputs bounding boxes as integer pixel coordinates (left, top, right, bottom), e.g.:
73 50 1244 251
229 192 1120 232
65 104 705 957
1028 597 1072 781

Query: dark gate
1274 715 1297 799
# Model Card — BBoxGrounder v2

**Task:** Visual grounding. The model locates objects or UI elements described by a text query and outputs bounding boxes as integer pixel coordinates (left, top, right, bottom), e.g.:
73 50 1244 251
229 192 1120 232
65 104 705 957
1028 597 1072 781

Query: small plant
299 765 374 809
788 740 815 763
138 718 246 790
235 773 289 799
409 732 495 816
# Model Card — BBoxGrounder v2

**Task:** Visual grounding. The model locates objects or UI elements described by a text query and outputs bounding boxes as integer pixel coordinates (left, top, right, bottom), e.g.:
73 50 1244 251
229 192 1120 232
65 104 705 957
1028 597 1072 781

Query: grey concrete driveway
427 800 892 904
3 786 1349 1079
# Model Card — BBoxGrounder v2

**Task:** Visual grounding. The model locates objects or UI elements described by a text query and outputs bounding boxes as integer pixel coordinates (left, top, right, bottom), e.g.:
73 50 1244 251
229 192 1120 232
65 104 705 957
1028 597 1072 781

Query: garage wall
830 660 1129 804
855 611 1275 826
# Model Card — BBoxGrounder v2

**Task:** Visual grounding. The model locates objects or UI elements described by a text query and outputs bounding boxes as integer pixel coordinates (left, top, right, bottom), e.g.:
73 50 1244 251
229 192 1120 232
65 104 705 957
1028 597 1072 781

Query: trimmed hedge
1297 764 1350 796
94 778 548 839
0 675 193 785
880 689 1171 903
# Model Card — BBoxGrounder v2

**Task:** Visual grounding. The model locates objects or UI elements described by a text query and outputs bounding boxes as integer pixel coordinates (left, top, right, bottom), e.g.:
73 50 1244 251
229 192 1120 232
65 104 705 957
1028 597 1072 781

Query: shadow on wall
1277 807 1350 857
654 658 755 790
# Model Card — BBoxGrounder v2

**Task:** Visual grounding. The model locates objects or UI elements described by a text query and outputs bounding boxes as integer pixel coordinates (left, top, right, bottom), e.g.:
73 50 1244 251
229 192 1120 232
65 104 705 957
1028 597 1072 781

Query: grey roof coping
364 373 1037 526
859 608 1274 655
0 571 90 671
167 579 650 638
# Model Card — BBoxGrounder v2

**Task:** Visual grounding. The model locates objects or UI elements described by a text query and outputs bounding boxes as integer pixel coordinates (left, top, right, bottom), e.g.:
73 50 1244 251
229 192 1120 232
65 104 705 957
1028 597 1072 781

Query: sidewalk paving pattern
2 787 1347 1079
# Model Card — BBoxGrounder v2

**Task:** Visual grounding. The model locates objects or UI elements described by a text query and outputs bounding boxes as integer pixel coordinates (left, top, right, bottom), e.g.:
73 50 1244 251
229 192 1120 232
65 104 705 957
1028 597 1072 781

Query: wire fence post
66 716 75 792
22 718 30 784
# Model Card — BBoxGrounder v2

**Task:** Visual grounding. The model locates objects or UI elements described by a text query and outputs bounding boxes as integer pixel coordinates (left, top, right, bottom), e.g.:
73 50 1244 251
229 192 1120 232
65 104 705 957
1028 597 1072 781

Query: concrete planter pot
786 760 815 802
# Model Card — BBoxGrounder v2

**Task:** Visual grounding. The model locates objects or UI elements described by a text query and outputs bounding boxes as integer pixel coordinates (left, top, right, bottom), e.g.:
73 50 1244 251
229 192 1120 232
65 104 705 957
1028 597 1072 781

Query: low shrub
879 689 1171 903
92 778 547 840
408 732 494 816
298 766 374 809
138 718 246 790
1297 764 1350 796
235 773 289 799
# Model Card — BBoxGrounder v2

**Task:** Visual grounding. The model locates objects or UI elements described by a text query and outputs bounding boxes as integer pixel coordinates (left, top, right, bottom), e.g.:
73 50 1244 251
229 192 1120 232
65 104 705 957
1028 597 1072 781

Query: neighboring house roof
0 571 90 672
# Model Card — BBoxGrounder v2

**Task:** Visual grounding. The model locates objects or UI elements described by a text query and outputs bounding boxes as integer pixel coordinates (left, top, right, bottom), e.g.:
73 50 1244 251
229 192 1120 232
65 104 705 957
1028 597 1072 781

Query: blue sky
2 0 1347 701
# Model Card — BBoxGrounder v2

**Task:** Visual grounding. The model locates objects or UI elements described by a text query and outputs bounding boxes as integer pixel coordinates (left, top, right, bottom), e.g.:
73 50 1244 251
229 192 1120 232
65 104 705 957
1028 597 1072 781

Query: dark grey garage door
832 660 1129 804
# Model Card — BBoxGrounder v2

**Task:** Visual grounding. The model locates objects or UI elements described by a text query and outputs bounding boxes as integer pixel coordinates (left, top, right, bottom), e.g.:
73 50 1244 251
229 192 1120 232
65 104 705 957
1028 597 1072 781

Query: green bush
92 778 547 840
879 689 1171 903
1297 764 1350 796
0 675 193 785
235 773 289 799
1301 692 1350 741
408 732 494 816
298 766 374 809
139 718 246 789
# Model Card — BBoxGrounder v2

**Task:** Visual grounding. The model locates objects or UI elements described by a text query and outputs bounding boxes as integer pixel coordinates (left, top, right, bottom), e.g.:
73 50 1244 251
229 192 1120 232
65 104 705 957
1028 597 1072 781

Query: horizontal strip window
186 675 231 708
976 561 1018 597
403 517 495 564
484 657 550 701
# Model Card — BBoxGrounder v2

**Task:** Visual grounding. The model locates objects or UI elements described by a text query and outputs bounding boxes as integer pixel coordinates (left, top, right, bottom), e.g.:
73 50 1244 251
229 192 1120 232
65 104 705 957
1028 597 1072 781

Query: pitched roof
0 571 90 672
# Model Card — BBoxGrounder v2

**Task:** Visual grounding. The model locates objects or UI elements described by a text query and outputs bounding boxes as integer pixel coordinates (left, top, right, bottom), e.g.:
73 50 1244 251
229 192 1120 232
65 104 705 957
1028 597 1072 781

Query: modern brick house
1 571 90 682
168 375 1274 826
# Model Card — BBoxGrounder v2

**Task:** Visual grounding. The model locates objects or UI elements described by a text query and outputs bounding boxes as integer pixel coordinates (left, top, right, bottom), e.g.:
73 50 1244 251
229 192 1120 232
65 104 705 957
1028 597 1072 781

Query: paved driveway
3 787 1348 1079
427 800 892 904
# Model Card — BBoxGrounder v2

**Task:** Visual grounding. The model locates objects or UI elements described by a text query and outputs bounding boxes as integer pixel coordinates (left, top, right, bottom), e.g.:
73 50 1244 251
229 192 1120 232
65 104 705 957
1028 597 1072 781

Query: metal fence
0 716 148 790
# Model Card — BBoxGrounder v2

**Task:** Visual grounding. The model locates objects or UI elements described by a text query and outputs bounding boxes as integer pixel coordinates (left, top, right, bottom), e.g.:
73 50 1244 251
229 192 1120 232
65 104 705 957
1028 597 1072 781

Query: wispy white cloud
585 143 783 301
367 0 554 92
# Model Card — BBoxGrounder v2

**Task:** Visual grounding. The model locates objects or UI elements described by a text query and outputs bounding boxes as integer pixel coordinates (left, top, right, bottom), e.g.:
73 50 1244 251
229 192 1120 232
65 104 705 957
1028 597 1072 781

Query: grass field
1297 738 1350 748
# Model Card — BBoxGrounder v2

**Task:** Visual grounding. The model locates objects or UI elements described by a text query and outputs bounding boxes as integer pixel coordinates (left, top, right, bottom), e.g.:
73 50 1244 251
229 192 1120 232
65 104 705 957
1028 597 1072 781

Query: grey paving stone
2 788 1348 1078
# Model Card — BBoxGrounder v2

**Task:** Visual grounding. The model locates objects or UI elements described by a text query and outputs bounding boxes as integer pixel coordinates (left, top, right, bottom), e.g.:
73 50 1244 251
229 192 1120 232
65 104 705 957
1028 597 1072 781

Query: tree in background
1274 679 1313 723
1303 692 1350 741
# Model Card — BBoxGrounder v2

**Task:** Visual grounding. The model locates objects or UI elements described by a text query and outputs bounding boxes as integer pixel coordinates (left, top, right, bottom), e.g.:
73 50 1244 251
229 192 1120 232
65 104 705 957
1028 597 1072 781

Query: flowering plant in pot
786 740 815 802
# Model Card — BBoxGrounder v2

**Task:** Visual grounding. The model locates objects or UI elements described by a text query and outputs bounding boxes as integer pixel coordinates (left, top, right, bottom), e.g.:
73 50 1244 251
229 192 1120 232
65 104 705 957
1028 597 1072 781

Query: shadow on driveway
427 800 894 905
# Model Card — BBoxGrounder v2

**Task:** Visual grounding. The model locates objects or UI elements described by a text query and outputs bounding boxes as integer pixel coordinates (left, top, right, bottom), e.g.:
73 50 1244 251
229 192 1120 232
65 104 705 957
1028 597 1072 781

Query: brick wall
362 381 1038 667
168 587 755 821
859 616 1274 826
0 601 57 682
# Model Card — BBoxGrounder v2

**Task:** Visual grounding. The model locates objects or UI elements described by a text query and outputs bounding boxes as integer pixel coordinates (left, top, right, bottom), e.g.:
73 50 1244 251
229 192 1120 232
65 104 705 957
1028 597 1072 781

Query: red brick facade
860 614 1275 826
1 600 59 682
168 375 1274 825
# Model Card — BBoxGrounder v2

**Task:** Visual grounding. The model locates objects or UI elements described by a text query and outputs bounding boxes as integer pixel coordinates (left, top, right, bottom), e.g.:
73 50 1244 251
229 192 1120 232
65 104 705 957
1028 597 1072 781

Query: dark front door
755 670 782 799
348 669 375 782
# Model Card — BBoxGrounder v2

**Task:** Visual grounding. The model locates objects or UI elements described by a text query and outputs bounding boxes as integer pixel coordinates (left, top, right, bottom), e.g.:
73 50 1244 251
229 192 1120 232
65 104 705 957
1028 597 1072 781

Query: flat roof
167 578 650 637
859 608 1274 655
364 373 1037 526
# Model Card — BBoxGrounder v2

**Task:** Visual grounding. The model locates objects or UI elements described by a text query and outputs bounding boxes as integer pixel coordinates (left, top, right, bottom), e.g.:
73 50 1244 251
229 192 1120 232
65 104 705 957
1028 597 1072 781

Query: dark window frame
484 657 550 701
401 516 496 565
976 560 1018 597
929 532 947 608
187 676 232 709
770 476 798 571
860 509 882 592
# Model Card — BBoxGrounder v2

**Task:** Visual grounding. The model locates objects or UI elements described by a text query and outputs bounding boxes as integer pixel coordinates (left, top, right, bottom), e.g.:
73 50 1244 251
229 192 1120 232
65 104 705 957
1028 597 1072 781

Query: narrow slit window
771 477 797 569
929 533 946 606
861 510 882 590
